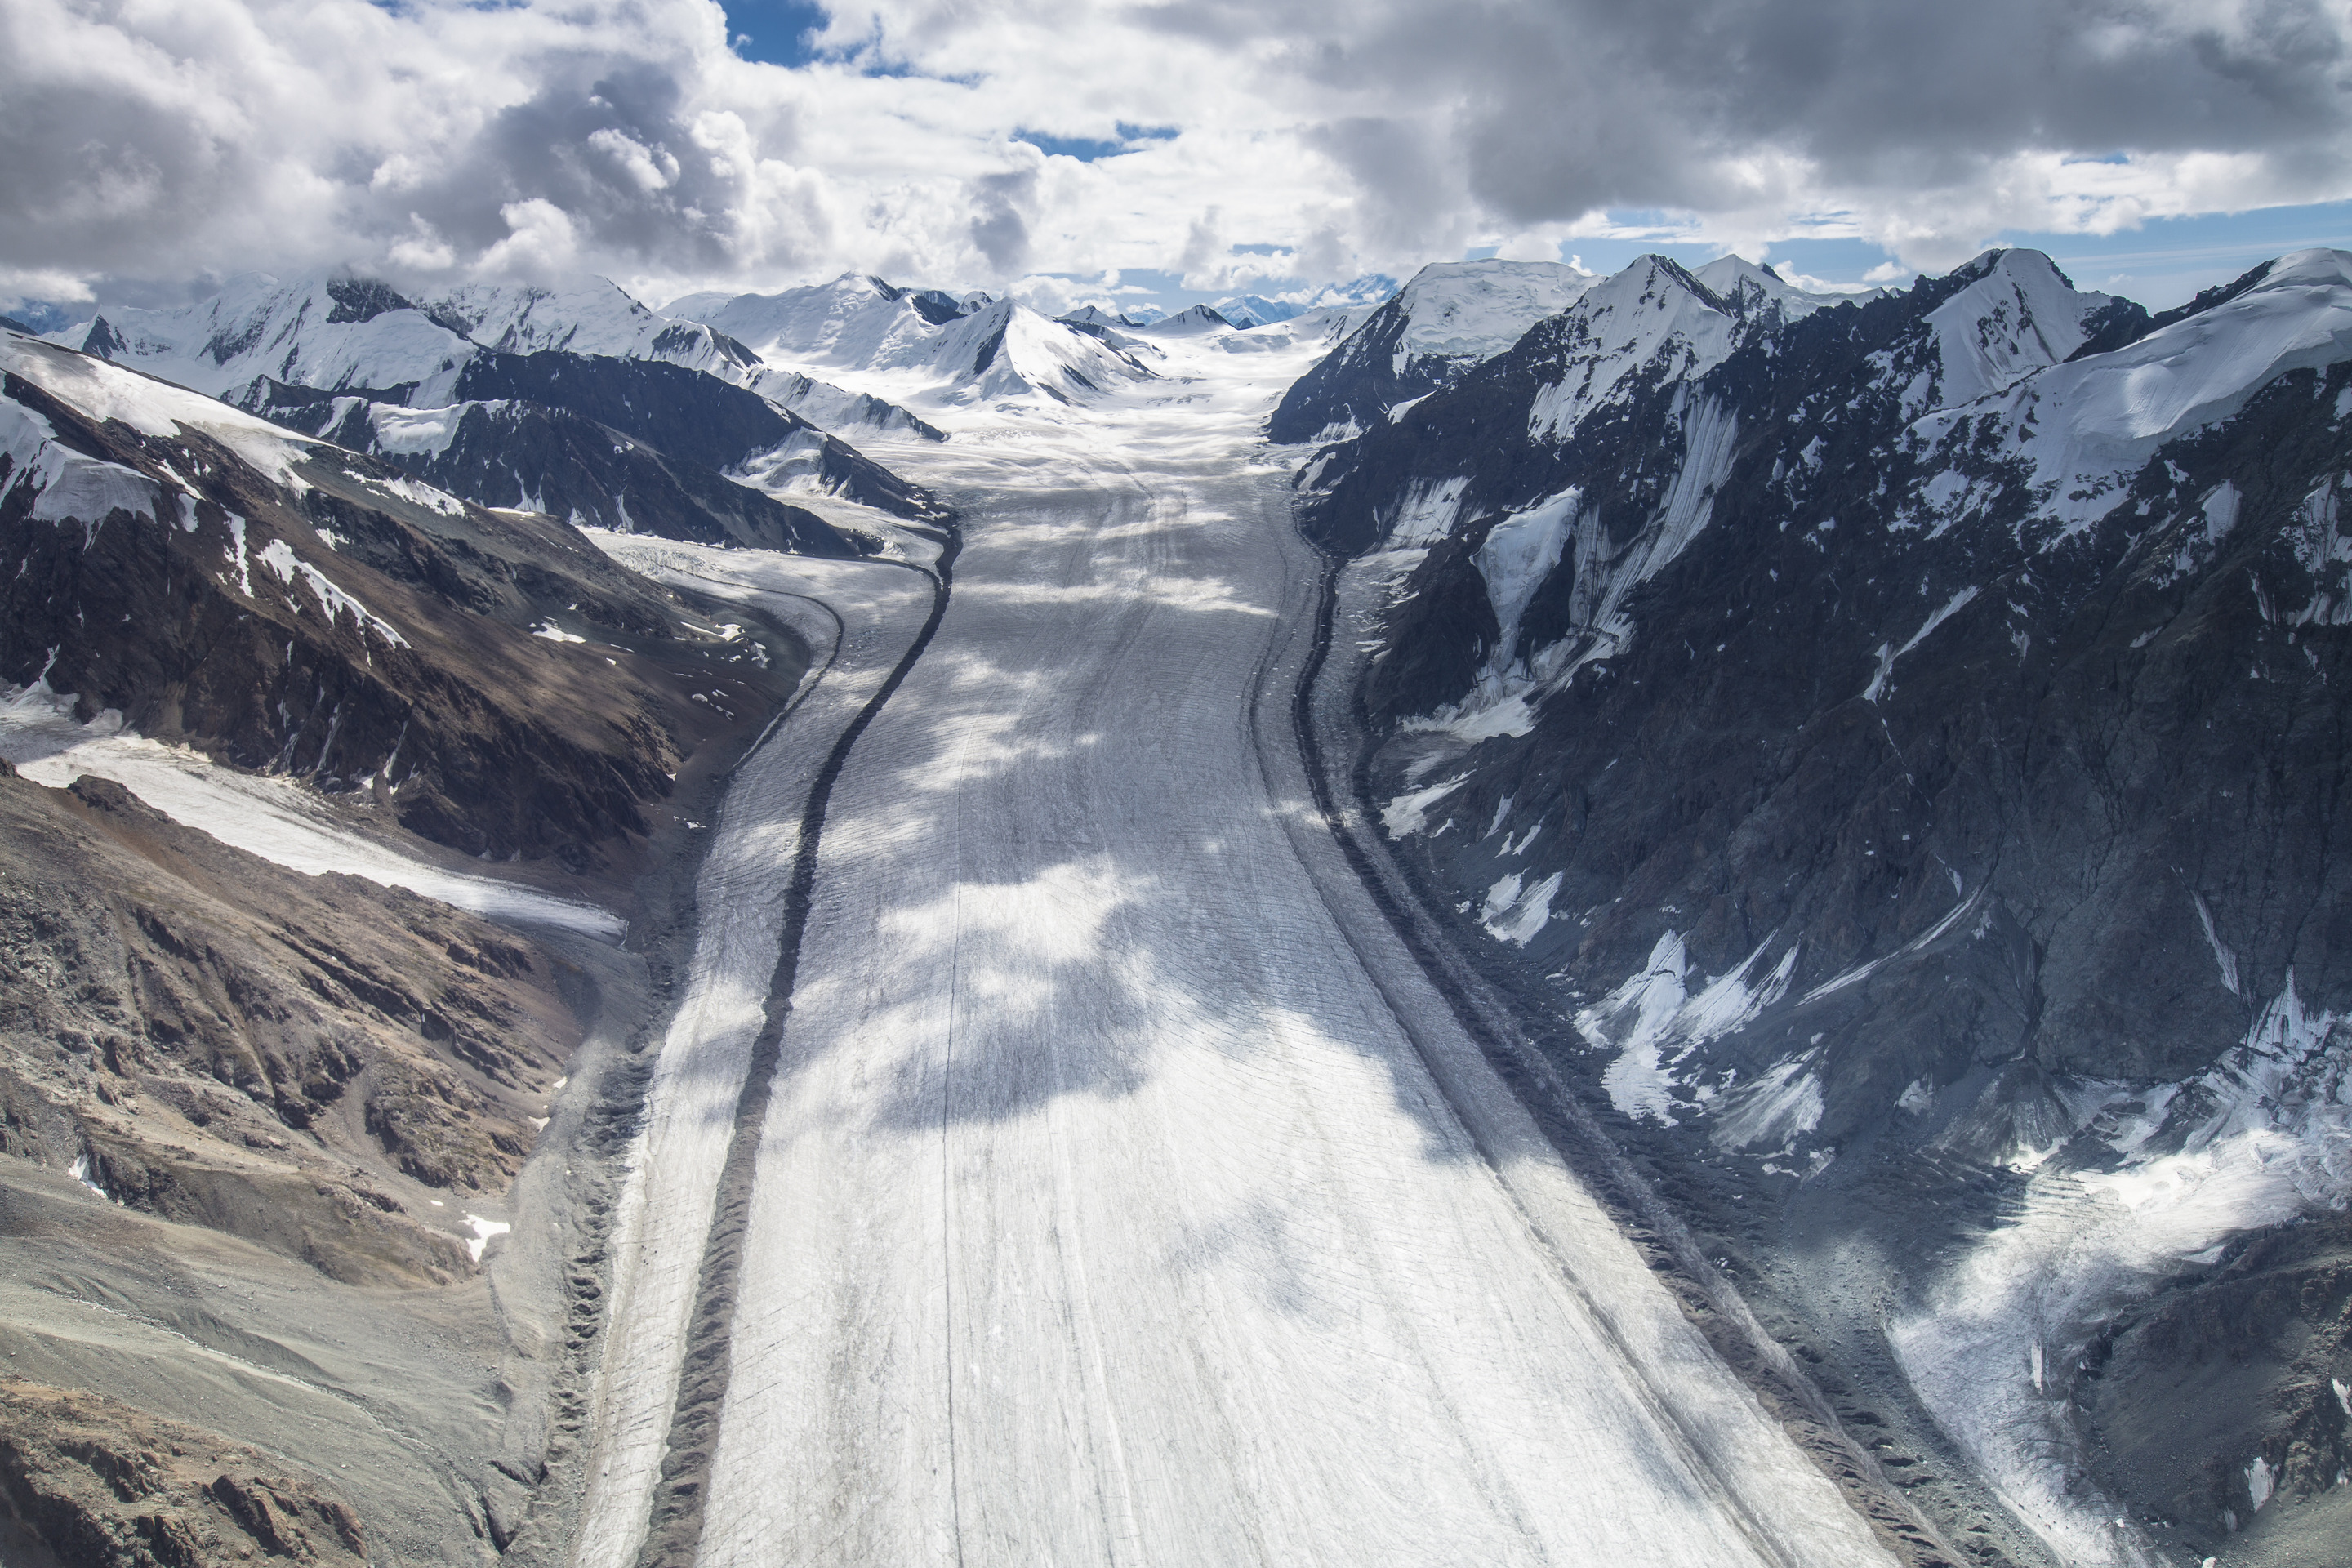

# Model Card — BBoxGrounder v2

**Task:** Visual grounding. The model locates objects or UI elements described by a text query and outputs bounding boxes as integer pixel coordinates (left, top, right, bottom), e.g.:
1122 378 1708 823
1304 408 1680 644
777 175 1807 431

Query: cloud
968 168 1036 273
2 0 2346 309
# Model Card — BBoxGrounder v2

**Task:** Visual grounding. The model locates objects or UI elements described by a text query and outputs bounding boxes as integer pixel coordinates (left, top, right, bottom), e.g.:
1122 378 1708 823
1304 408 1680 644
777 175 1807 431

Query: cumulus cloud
2 0 2347 309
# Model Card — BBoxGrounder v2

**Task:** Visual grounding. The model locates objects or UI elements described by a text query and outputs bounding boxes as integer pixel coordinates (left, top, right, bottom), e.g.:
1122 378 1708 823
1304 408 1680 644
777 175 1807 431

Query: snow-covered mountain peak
920 297 1155 404
1923 247 2118 408
2265 245 2352 289
46 269 803 414
1241 304 1375 348
1980 243 2352 519
668 274 962 376
1689 255 1842 322
431 277 648 354
1689 254 1782 293
1058 305 1140 330
668 279 1147 407
1136 304 1237 336
1389 257 1600 365
50 273 477 403
1518 255 1761 443
1266 258 1600 443
1208 294 1304 328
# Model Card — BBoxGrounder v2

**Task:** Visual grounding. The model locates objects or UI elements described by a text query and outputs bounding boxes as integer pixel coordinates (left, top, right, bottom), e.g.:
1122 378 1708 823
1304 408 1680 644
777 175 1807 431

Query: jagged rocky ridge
60 272 942 444
1 329 804 869
1296 246 2352 1566
50 273 951 557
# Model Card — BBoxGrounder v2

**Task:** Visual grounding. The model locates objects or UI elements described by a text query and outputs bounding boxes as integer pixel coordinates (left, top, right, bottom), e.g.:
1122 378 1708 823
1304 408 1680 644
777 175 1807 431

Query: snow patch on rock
1576 932 1799 1125
0 688 621 938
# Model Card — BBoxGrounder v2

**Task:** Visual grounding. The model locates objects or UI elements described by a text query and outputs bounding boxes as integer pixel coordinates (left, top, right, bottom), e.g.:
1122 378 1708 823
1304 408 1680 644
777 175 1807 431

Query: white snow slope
0 688 622 939
1388 257 1602 371
570 318 1895 1566
1944 247 2352 534
668 273 1154 408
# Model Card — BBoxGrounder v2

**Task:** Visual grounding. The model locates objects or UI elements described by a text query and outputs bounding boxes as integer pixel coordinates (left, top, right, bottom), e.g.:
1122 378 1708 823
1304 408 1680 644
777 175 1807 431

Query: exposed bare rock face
0 1377 366 1568
0 759 576 1282
2079 1211 2352 1562
1 331 806 872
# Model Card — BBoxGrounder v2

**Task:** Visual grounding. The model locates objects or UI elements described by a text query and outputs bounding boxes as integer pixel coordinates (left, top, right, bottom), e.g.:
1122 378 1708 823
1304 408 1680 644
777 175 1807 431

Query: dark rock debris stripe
630 528 963 1568
1286 545 1967 1568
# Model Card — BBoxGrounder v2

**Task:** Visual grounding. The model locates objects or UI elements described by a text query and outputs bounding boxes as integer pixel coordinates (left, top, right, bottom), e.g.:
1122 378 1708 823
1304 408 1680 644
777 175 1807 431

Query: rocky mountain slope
238 352 932 555
47 275 949 558
0 316 829 1566
0 757 572 1282
0 1377 368 1568
2 328 807 870
1294 245 2352 1567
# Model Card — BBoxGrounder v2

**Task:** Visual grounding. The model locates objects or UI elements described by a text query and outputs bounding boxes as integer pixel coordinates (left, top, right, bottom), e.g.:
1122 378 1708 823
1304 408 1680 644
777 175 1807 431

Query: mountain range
2 243 2347 1568
1296 243 2352 1566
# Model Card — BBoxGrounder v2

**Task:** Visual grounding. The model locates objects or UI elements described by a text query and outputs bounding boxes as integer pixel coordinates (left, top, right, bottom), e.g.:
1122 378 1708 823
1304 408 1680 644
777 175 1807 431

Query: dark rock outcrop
0 1378 366 1568
2079 1212 2352 1557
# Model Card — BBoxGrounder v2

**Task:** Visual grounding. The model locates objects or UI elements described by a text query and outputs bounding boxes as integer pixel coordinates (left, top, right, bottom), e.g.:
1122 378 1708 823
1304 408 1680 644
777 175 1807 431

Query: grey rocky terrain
0 320 844 1564
0 1377 368 1568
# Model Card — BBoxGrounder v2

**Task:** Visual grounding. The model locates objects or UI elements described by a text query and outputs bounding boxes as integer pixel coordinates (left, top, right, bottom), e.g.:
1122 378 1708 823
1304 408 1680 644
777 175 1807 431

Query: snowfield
574 323 1896 1566
0 686 625 939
